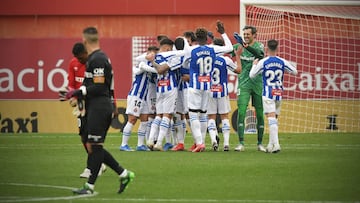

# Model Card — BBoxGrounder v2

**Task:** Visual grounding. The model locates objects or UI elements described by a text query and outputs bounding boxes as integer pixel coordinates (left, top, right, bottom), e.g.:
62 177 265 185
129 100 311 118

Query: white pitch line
72 197 358 203
0 183 97 202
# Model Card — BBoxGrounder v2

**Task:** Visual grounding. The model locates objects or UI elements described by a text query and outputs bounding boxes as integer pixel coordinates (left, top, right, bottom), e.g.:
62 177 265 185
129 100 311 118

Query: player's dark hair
213 38 224 46
183 31 196 42
207 31 214 40
195 28 208 45
243 25 257 35
72 42 86 56
267 39 278 51
159 38 174 46
147 46 159 52
174 37 185 50
157 35 168 42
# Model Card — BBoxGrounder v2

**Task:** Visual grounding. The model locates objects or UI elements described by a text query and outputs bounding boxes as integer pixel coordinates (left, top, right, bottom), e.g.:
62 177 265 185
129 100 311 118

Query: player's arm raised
234 32 264 60
214 20 233 55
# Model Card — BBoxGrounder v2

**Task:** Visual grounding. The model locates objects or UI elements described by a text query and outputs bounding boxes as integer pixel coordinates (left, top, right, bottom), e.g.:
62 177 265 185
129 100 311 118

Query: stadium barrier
0 100 358 134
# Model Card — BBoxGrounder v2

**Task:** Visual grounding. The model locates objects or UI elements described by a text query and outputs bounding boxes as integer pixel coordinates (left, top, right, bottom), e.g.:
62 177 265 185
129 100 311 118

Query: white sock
156 117 170 147
137 121 147 146
268 117 279 145
181 119 186 143
148 116 161 144
85 182 95 190
222 119 230 146
186 118 192 135
174 115 185 144
119 169 128 178
189 111 202 144
199 113 208 144
173 114 182 143
207 119 217 144
165 119 174 144
121 122 133 146
145 117 153 141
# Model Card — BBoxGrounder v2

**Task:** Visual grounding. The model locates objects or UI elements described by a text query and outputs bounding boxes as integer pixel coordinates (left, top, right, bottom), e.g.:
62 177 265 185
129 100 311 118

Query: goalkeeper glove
59 86 71 101
69 97 77 107
64 89 82 100
216 20 225 34
234 32 245 46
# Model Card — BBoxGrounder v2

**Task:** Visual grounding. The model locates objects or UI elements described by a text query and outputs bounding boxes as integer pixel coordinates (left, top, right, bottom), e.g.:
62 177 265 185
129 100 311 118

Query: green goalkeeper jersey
234 42 265 94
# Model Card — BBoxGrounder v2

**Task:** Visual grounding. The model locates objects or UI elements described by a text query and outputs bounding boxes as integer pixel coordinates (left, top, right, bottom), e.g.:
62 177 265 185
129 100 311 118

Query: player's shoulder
259 56 270 63
69 57 82 67
155 52 167 60
159 50 181 59
193 45 215 54
265 56 286 64
254 41 265 49
218 55 231 62
275 55 287 62
91 49 109 59
69 57 79 64
224 55 236 64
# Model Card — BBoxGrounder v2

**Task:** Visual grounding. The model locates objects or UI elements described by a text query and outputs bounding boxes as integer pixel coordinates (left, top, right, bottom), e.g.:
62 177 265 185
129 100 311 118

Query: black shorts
86 99 113 144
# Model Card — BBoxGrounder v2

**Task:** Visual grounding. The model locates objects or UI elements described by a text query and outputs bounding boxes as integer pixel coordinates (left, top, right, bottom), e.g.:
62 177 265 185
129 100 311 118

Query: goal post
239 0 360 133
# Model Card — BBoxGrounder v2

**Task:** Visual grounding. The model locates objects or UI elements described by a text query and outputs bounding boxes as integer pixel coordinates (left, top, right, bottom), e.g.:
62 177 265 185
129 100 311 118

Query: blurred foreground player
66 42 107 178
68 27 135 194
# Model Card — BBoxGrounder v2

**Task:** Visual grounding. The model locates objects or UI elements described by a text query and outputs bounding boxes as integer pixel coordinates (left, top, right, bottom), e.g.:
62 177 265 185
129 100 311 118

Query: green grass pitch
0 132 359 203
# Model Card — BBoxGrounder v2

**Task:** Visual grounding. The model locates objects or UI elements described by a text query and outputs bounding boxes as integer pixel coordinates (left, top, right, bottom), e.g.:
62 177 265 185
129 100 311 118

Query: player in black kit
71 27 135 195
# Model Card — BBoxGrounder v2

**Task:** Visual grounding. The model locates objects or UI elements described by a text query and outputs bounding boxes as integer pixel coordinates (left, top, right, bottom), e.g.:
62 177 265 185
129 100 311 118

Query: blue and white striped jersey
128 66 149 100
155 52 179 93
183 33 233 91
211 55 237 98
188 45 216 90
249 56 297 101
178 66 189 91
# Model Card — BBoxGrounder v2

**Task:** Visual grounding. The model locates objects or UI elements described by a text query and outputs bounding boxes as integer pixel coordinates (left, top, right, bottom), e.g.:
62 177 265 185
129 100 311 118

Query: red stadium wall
0 0 240 39
0 0 240 100
0 0 241 133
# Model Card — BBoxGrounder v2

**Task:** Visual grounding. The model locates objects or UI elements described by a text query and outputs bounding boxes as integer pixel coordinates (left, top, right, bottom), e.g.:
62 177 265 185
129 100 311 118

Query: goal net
240 0 360 133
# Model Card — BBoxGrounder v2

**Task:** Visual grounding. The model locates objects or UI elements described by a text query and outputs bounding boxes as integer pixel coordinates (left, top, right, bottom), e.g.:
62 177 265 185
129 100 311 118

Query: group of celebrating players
120 20 246 152
118 20 297 154
61 20 297 195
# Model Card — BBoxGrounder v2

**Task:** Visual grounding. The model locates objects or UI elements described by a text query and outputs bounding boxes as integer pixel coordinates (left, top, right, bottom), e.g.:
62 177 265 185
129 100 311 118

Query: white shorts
126 95 145 117
143 83 157 114
156 89 178 114
176 88 188 114
207 96 231 115
262 96 281 115
187 88 209 112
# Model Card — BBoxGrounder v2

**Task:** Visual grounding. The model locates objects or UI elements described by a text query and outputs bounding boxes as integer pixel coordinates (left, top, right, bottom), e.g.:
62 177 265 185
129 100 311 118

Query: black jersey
83 49 114 141
83 49 114 101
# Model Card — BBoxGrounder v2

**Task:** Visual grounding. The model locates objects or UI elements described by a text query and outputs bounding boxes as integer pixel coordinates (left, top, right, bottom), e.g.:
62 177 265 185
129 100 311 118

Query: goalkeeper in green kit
233 26 266 152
